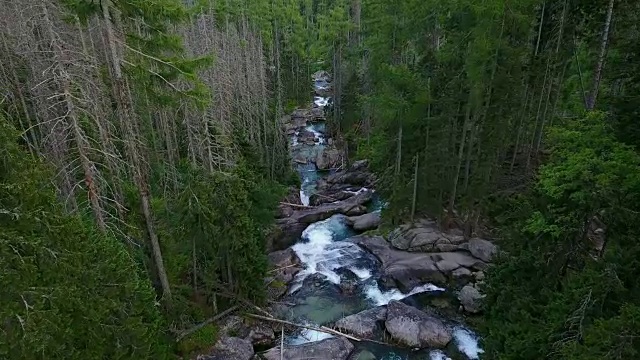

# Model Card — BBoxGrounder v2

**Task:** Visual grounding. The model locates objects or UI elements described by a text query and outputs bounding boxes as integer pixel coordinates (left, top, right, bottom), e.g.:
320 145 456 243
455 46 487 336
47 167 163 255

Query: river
275 71 484 360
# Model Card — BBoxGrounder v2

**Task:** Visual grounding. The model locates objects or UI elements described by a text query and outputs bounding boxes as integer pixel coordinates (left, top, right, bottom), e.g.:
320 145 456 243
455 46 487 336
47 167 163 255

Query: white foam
300 189 310 206
453 327 484 360
349 267 372 280
314 96 329 107
429 350 452 360
365 283 445 306
290 217 353 293
288 325 334 345
304 124 325 145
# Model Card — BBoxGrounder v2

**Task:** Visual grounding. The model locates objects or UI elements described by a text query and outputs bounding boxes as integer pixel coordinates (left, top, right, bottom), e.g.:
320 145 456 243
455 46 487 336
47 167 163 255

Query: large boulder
334 306 387 338
316 147 343 170
349 235 487 291
197 337 254 360
385 301 452 349
388 221 466 253
347 212 381 232
247 323 275 347
267 220 309 252
326 171 373 187
458 285 485 314
461 238 498 262
262 337 354 360
267 248 301 284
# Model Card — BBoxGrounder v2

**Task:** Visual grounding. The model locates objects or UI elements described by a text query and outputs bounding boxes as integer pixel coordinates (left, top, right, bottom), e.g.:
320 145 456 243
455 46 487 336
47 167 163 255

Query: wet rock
198 337 254 360
268 248 301 269
349 235 487 290
339 279 359 295
335 306 387 338
267 221 309 251
347 212 381 232
316 147 343 170
326 171 373 187
385 301 452 349
294 190 373 224
458 285 484 314
309 189 355 206
267 248 301 285
350 349 377 360
310 107 325 119
262 337 354 360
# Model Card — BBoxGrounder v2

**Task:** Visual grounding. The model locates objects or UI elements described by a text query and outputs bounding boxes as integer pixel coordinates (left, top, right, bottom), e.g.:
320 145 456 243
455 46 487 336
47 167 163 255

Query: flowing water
279 73 484 360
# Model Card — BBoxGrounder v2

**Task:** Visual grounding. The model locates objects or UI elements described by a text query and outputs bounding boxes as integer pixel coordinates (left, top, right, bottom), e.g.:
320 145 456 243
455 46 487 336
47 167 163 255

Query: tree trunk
101 0 172 301
587 0 615 110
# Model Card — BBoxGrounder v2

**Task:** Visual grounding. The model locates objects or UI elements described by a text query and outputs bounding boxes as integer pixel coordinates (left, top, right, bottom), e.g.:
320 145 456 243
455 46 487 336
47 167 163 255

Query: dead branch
244 313 361 342
174 306 238 342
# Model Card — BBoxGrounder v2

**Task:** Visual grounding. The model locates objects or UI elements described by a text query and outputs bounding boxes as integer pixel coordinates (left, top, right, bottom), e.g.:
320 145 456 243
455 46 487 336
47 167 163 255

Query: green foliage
0 117 169 359
177 324 218 356
481 112 640 359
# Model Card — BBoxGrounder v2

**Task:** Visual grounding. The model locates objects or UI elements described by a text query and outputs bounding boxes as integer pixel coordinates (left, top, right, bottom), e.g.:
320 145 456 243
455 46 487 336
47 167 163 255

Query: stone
349 235 487 290
350 349 377 360
262 337 354 360
267 248 301 285
220 316 250 339
347 212 381 232
334 306 387 338
474 271 485 281
198 337 254 360
466 238 498 262
267 220 309 251
268 248 301 269
452 267 472 279
247 324 275 347
458 285 484 314
316 147 343 170
385 301 452 349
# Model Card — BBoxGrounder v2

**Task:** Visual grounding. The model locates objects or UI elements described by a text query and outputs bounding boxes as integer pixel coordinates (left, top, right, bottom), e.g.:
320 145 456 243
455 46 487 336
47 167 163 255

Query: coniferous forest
1 0 639 359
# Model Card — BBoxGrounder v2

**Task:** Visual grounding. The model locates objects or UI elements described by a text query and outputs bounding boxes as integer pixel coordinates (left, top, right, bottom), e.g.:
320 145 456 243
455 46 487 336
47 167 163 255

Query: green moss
177 324 218 356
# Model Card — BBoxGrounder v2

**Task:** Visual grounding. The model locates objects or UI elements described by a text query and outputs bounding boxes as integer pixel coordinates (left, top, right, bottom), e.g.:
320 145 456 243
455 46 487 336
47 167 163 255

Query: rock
335 306 387 338
350 159 369 172
267 220 309 251
388 222 466 252
347 212 381 232
247 324 275 347
262 337 354 360
466 238 498 262
316 147 342 170
327 137 334 145
326 170 373 187
267 248 301 284
268 248 301 268
385 301 452 349
350 349 377 360
220 316 250 338
309 189 355 206
198 337 254 360
458 285 484 314
339 279 359 295
294 190 373 224
349 235 486 290
452 267 472 279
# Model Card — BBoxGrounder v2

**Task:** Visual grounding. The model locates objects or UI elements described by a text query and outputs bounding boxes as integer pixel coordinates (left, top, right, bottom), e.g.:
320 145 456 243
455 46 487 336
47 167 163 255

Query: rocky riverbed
199 71 494 360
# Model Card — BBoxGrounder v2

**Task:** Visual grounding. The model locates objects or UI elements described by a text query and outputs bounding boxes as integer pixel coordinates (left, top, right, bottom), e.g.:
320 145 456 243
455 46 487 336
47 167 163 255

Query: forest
1 0 639 359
